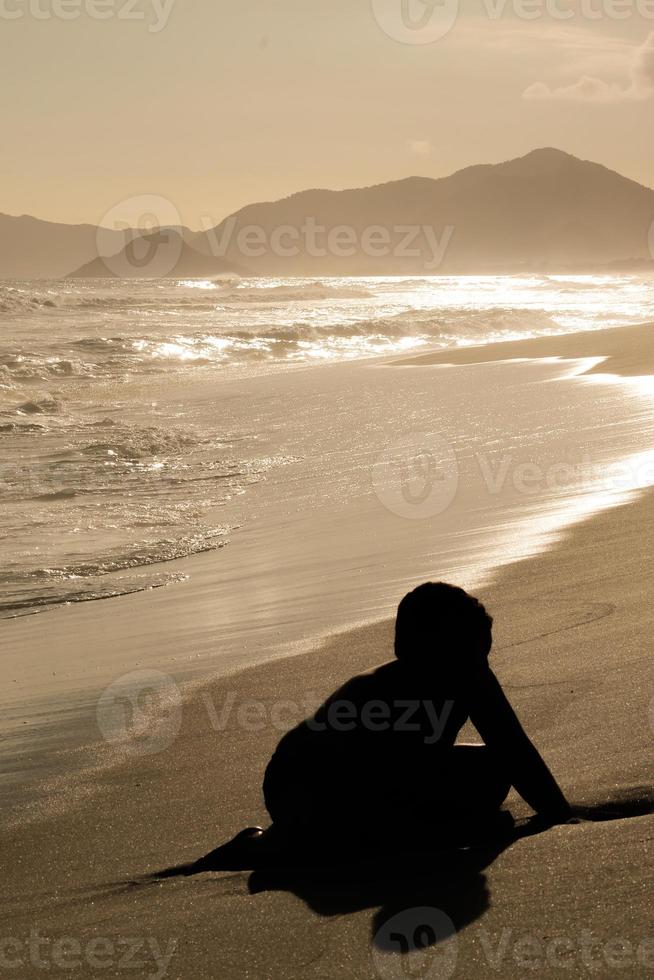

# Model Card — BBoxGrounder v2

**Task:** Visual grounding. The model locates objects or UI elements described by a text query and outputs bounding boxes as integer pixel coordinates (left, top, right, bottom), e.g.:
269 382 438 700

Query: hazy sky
1 0 652 228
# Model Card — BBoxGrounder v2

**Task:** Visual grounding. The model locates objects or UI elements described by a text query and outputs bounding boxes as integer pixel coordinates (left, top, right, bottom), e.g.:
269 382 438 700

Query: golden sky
1 0 652 228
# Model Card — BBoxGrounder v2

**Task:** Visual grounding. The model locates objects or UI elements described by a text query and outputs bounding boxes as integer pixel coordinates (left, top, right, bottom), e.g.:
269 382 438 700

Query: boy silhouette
208 582 573 866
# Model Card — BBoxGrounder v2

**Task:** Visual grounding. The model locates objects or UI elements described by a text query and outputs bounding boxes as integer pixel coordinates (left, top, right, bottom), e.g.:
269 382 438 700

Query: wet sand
396 319 654 377
3 322 654 978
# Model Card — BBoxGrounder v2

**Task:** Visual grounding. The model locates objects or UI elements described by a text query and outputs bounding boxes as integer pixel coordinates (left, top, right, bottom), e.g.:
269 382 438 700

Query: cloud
408 140 432 155
523 31 654 103
524 75 641 103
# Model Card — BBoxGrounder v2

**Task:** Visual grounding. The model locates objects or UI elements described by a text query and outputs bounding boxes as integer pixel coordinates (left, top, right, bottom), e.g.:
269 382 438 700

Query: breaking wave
0 285 57 313
217 281 373 303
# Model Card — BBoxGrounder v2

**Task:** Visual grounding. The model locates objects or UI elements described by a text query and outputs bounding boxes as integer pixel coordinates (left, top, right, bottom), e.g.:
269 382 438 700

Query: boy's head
394 582 492 670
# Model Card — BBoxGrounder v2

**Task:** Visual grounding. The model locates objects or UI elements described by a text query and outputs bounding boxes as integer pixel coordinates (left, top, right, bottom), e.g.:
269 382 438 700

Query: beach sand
396 319 654 378
3 323 654 978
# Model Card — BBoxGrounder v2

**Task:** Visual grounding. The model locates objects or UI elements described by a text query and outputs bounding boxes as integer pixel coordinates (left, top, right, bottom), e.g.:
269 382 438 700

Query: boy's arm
468 666 573 823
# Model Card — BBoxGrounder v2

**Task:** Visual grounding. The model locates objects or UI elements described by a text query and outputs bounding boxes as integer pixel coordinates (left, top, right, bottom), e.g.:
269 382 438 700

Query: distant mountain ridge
0 213 134 279
190 148 654 275
2 149 654 278
68 231 245 279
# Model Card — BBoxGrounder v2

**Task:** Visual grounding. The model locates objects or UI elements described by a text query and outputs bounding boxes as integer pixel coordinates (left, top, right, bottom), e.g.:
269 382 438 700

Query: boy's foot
190 827 266 872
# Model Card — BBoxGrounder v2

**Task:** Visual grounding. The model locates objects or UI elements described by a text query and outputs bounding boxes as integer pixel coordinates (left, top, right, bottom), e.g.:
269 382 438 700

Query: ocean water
2 273 654 618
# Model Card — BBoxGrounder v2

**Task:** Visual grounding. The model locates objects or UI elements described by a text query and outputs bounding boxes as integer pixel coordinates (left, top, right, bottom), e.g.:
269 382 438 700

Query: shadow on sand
255 787 654 951
249 837 508 949
139 787 653 955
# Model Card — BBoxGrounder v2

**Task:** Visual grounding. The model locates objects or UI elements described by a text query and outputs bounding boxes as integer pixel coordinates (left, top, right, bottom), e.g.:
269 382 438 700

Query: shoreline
394 319 654 378
3 319 654 811
4 321 654 793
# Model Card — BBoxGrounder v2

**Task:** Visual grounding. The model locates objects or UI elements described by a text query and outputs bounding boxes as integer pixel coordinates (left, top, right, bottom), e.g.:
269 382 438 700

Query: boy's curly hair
395 581 493 665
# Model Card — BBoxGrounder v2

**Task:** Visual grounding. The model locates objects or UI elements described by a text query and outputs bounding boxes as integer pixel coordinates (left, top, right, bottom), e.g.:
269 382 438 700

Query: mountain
0 213 137 279
0 215 198 279
192 148 654 275
3 150 654 278
68 231 246 278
